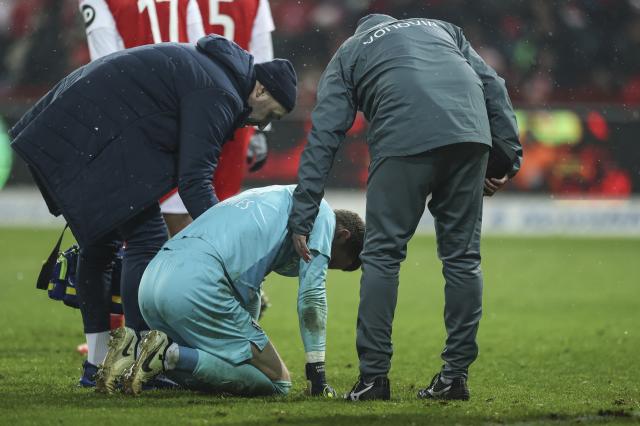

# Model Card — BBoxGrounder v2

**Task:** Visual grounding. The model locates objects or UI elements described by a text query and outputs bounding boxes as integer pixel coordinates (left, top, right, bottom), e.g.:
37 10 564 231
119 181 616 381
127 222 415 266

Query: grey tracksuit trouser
357 142 489 381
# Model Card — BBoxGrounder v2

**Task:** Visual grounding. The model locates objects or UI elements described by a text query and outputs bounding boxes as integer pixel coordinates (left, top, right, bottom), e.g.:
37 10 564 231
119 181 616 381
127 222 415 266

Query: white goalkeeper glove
247 131 268 172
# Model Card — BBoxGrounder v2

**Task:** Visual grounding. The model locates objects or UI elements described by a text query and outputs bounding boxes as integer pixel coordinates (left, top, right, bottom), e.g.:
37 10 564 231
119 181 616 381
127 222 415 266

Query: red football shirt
80 0 205 60
196 0 259 50
107 0 192 46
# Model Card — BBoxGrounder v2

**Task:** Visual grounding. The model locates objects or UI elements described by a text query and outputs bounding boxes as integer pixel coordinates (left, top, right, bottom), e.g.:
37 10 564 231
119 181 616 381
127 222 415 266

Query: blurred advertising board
242 107 640 197
2 106 640 197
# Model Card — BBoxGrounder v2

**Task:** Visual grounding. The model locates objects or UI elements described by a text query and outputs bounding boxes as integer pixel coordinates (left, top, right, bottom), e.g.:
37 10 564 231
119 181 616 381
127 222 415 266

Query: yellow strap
58 255 68 280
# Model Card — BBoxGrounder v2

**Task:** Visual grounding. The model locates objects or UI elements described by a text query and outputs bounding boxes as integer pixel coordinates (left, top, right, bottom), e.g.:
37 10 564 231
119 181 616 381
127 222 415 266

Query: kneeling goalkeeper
100 185 364 397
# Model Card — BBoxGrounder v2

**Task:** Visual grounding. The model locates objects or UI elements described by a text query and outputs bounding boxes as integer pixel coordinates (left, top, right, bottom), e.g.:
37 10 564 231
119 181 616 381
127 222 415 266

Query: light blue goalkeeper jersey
163 185 335 355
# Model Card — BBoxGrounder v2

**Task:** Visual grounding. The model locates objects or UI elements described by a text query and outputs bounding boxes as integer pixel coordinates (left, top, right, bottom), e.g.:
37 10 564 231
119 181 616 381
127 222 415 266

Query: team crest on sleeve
82 5 96 28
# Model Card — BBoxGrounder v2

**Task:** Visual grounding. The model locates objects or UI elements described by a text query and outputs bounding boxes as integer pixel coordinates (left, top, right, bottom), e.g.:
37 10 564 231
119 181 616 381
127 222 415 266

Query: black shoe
345 376 390 401
417 373 470 401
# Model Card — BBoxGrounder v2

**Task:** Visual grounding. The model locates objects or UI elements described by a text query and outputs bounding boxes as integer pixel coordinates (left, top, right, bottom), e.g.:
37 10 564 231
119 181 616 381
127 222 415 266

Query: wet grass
0 228 638 425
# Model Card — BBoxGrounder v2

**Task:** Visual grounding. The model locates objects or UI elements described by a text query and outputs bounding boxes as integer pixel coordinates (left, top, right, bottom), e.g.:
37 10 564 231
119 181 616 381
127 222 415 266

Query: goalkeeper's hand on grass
305 362 336 398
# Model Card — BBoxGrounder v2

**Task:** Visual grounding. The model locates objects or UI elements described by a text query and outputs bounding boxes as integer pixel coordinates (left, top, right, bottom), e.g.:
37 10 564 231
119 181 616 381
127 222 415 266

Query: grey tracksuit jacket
289 14 522 235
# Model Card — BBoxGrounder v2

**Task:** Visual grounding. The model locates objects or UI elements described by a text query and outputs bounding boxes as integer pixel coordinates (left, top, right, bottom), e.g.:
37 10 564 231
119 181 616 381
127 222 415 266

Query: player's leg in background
353 153 435 392
118 203 168 335
426 143 488 388
95 205 168 393
75 235 120 385
213 127 254 201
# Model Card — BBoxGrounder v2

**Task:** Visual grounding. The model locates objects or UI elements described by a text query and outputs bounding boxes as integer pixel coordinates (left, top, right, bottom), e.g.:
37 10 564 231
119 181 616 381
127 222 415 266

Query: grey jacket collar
354 14 397 36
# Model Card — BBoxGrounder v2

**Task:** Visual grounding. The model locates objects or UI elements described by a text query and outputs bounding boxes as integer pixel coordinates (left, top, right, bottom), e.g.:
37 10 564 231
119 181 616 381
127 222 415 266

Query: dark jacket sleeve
178 87 239 219
448 24 523 177
289 51 357 235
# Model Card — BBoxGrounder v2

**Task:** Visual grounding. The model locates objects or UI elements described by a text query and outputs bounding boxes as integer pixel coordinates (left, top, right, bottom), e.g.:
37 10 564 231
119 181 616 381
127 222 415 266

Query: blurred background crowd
2 0 640 105
275 0 640 107
1 0 639 196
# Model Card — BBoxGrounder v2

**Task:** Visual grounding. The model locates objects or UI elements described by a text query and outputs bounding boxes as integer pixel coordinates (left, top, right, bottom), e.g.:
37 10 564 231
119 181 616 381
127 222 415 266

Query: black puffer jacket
10 35 255 245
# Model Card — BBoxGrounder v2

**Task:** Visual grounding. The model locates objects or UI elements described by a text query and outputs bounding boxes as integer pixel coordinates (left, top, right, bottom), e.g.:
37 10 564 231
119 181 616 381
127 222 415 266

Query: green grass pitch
0 228 638 425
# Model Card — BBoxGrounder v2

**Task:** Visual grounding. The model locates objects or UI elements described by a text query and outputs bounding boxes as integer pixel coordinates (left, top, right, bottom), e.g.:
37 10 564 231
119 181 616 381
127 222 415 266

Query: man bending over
99 185 364 397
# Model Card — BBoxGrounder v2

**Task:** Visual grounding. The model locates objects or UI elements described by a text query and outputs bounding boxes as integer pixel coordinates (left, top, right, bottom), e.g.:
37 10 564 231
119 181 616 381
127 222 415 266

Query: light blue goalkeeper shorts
139 243 268 365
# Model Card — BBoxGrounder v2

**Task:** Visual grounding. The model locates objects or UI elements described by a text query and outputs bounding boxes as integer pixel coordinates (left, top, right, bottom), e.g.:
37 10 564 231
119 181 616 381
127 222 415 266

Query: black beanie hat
254 59 297 112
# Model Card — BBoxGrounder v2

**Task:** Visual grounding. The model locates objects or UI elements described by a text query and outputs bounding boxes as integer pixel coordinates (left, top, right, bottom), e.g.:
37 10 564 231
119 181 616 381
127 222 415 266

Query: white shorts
160 191 188 214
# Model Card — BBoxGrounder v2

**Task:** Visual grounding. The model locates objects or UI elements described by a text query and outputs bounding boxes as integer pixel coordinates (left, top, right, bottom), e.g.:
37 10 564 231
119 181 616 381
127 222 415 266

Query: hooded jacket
289 14 522 235
10 35 255 245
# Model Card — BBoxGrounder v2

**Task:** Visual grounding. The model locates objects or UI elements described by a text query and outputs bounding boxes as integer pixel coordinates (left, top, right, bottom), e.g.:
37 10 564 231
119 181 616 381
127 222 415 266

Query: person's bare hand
292 233 311 262
484 175 508 196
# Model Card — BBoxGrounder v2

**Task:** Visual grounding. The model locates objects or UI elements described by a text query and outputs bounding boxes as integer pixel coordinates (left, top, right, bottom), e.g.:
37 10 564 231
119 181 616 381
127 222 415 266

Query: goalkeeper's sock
86 331 110 366
163 343 185 371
